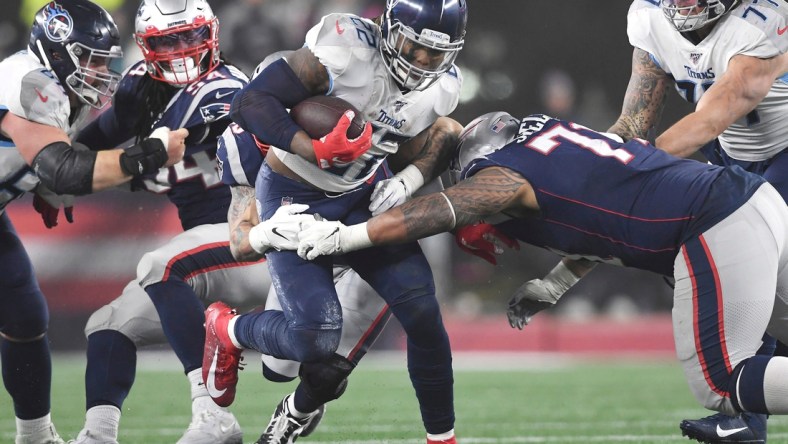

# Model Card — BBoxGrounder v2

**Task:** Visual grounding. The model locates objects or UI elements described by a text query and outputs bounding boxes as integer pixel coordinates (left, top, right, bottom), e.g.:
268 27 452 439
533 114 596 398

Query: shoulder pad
14 69 70 130
729 0 788 54
305 13 380 76
432 65 462 116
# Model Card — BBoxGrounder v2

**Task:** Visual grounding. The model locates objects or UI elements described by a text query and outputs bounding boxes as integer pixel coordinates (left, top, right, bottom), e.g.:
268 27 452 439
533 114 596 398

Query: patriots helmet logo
199 103 231 123
43 2 73 43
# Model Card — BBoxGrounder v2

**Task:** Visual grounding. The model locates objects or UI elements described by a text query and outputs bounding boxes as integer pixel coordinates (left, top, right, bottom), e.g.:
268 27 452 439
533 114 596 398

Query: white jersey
0 50 87 211
271 13 462 192
628 0 788 161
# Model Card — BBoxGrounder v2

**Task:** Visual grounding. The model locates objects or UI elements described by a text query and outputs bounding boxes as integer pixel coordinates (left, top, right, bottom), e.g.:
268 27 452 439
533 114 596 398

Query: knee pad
289 327 342 363
136 249 169 288
299 354 354 403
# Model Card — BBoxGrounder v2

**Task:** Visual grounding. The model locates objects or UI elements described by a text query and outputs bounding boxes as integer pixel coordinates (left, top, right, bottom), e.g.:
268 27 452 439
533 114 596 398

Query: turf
1 352 787 443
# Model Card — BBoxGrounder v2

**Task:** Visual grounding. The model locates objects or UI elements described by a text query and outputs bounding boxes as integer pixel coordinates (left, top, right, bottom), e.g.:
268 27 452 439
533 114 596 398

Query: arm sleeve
229 58 312 150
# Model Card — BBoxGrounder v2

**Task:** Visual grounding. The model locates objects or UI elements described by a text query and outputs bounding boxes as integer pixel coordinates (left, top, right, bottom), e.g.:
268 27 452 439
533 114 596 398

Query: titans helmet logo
43 2 73 43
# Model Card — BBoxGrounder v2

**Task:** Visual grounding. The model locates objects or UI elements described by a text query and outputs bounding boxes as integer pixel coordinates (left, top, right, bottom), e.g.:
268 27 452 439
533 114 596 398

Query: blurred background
2 0 695 354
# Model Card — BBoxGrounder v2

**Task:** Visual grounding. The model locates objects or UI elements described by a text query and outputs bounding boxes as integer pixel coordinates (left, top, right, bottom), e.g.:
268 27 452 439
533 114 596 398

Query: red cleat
202 302 243 407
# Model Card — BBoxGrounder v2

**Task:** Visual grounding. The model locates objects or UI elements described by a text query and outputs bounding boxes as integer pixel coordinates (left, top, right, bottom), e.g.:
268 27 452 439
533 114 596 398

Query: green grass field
1 352 787 443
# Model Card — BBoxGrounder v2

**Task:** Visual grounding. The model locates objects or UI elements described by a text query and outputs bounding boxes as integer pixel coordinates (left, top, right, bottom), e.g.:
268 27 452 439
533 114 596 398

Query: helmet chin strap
35 39 54 71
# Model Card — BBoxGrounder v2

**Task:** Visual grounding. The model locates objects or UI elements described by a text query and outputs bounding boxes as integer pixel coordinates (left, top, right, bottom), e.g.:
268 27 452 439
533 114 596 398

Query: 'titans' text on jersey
628 0 788 161
269 13 462 193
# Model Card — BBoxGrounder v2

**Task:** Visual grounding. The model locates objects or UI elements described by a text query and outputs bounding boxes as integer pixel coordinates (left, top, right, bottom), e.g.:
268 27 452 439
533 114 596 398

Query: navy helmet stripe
684 235 733 398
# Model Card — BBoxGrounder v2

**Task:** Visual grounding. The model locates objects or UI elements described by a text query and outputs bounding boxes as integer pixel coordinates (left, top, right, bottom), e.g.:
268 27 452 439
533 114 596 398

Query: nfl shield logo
690 52 702 65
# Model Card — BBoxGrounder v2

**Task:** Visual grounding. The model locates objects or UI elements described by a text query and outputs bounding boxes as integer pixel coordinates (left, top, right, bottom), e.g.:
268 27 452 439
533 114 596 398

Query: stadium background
1 0 695 354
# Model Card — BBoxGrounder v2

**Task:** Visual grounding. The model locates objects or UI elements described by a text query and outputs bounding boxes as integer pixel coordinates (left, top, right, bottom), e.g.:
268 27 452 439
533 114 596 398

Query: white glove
297 221 372 260
248 204 315 253
368 165 424 216
506 261 580 330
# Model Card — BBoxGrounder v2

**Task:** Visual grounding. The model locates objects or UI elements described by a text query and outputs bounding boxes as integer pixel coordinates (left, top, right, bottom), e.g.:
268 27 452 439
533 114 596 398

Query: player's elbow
32 141 96 195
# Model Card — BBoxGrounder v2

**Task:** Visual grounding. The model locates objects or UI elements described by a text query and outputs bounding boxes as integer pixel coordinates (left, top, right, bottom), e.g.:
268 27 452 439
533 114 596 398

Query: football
290 96 365 140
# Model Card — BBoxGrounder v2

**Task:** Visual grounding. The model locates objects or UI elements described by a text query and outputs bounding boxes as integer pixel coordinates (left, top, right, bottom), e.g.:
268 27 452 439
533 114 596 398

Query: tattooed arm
607 48 672 142
227 185 262 262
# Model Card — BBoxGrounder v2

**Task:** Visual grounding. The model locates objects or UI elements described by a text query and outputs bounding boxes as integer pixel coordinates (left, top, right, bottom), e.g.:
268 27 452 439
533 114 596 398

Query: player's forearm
367 192 457 245
655 112 723 157
91 150 133 191
402 117 462 183
609 48 670 141
228 186 264 261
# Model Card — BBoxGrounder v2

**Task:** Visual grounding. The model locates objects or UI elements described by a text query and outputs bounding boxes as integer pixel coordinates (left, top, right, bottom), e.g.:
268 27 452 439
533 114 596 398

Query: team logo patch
200 103 231 123
43 2 73 43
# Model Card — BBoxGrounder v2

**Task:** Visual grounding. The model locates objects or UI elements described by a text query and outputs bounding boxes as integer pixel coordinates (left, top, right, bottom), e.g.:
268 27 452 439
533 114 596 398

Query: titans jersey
78 61 248 230
270 13 462 193
0 51 88 213
628 0 788 161
460 115 765 276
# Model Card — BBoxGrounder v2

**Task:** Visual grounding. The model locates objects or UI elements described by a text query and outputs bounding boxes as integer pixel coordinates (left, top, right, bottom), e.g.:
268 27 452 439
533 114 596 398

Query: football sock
84 405 120 440
2 336 51 419
85 330 136 409
146 281 206 372
187 368 208 400
287 393 311 418
427 429 456 443
16 413 52 436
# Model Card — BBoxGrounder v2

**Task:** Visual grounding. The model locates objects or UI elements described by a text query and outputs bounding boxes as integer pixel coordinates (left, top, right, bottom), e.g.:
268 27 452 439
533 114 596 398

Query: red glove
33 192 74 229
312 110 373 169
454 222 519 265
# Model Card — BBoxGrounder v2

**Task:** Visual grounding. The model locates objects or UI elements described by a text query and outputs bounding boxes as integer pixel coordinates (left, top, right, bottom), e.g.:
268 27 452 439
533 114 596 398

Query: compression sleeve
32 141 97 195
229 58 311 150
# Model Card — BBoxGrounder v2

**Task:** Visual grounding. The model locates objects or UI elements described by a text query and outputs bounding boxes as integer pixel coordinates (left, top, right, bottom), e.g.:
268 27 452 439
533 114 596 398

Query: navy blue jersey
77 61 248 230
216 122 266 188
462 115 765 275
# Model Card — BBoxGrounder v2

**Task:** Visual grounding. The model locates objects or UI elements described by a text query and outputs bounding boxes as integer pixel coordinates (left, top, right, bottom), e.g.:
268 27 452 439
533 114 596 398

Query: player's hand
455 222 519 265
248 204 317 253
312 111 373 169
32 183 74 229
369 177 409 215
297 220 346 260
506 279 557 330
148 126 188 168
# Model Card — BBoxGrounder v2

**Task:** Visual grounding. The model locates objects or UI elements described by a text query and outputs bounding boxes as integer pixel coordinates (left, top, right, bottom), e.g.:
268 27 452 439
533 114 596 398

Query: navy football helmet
135 0 220 85
449 111 519 185
660 0 741 32
380 0 467 91
29 0 122 109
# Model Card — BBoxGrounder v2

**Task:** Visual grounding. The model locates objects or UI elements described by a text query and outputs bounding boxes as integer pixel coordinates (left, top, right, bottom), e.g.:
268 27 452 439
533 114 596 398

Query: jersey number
526 123 634 164
143 151 221 193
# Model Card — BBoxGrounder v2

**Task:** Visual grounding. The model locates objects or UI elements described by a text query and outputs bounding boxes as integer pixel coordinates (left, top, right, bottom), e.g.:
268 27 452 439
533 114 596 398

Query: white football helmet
134 0 219 85
660 0 740 32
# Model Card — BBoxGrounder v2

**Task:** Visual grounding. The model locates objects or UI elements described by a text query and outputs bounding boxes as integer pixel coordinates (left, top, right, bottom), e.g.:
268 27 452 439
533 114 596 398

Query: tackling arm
656 53 788 157
228 185 263 262
607 48 672 142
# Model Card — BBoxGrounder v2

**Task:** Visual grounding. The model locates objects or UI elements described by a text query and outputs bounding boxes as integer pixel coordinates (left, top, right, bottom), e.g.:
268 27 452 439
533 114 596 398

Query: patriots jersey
270 12 462 193
0 51 89 213
78 61 248 230
460 114 765 276
628 0 788 161
217 122 266 188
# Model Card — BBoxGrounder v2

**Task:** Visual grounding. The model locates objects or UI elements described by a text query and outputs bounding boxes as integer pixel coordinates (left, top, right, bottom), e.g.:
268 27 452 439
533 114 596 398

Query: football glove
454 222 519 265
32 183 74 229
248 204 315 253
312 111 373 169
297 220 371 260
506 261 580 330
369 165 425 216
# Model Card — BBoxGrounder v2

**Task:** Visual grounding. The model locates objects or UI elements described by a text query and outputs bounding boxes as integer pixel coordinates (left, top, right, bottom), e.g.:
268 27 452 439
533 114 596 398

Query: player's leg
0 213 63 444
75 280 166 444
137 223 252 444
680 145 785 442
258 267 391 443
346 242 455 442
675 186 788 443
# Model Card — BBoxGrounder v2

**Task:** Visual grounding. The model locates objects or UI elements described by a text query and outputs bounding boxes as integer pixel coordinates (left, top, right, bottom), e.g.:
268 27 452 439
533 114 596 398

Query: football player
0 1 185 443
603 1 788 441
202 1 467 443
296 112 788 440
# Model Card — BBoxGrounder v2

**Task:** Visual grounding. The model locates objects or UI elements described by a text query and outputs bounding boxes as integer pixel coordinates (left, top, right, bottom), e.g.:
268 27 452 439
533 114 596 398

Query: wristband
542 261 581 302
395 164 425 195
339 222 372 252
119 138 168 176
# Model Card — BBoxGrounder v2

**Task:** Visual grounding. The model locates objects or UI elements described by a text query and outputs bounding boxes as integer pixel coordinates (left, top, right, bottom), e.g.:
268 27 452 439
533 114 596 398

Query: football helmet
380 0 468 91
660 0 741 32
28 0 122 109
449 111 519 185
135 0 220 85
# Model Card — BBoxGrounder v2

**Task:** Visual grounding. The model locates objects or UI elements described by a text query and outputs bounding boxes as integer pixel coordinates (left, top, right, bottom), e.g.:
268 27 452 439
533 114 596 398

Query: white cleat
66 429 118 444
16 423 66 444
177 398 243 444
